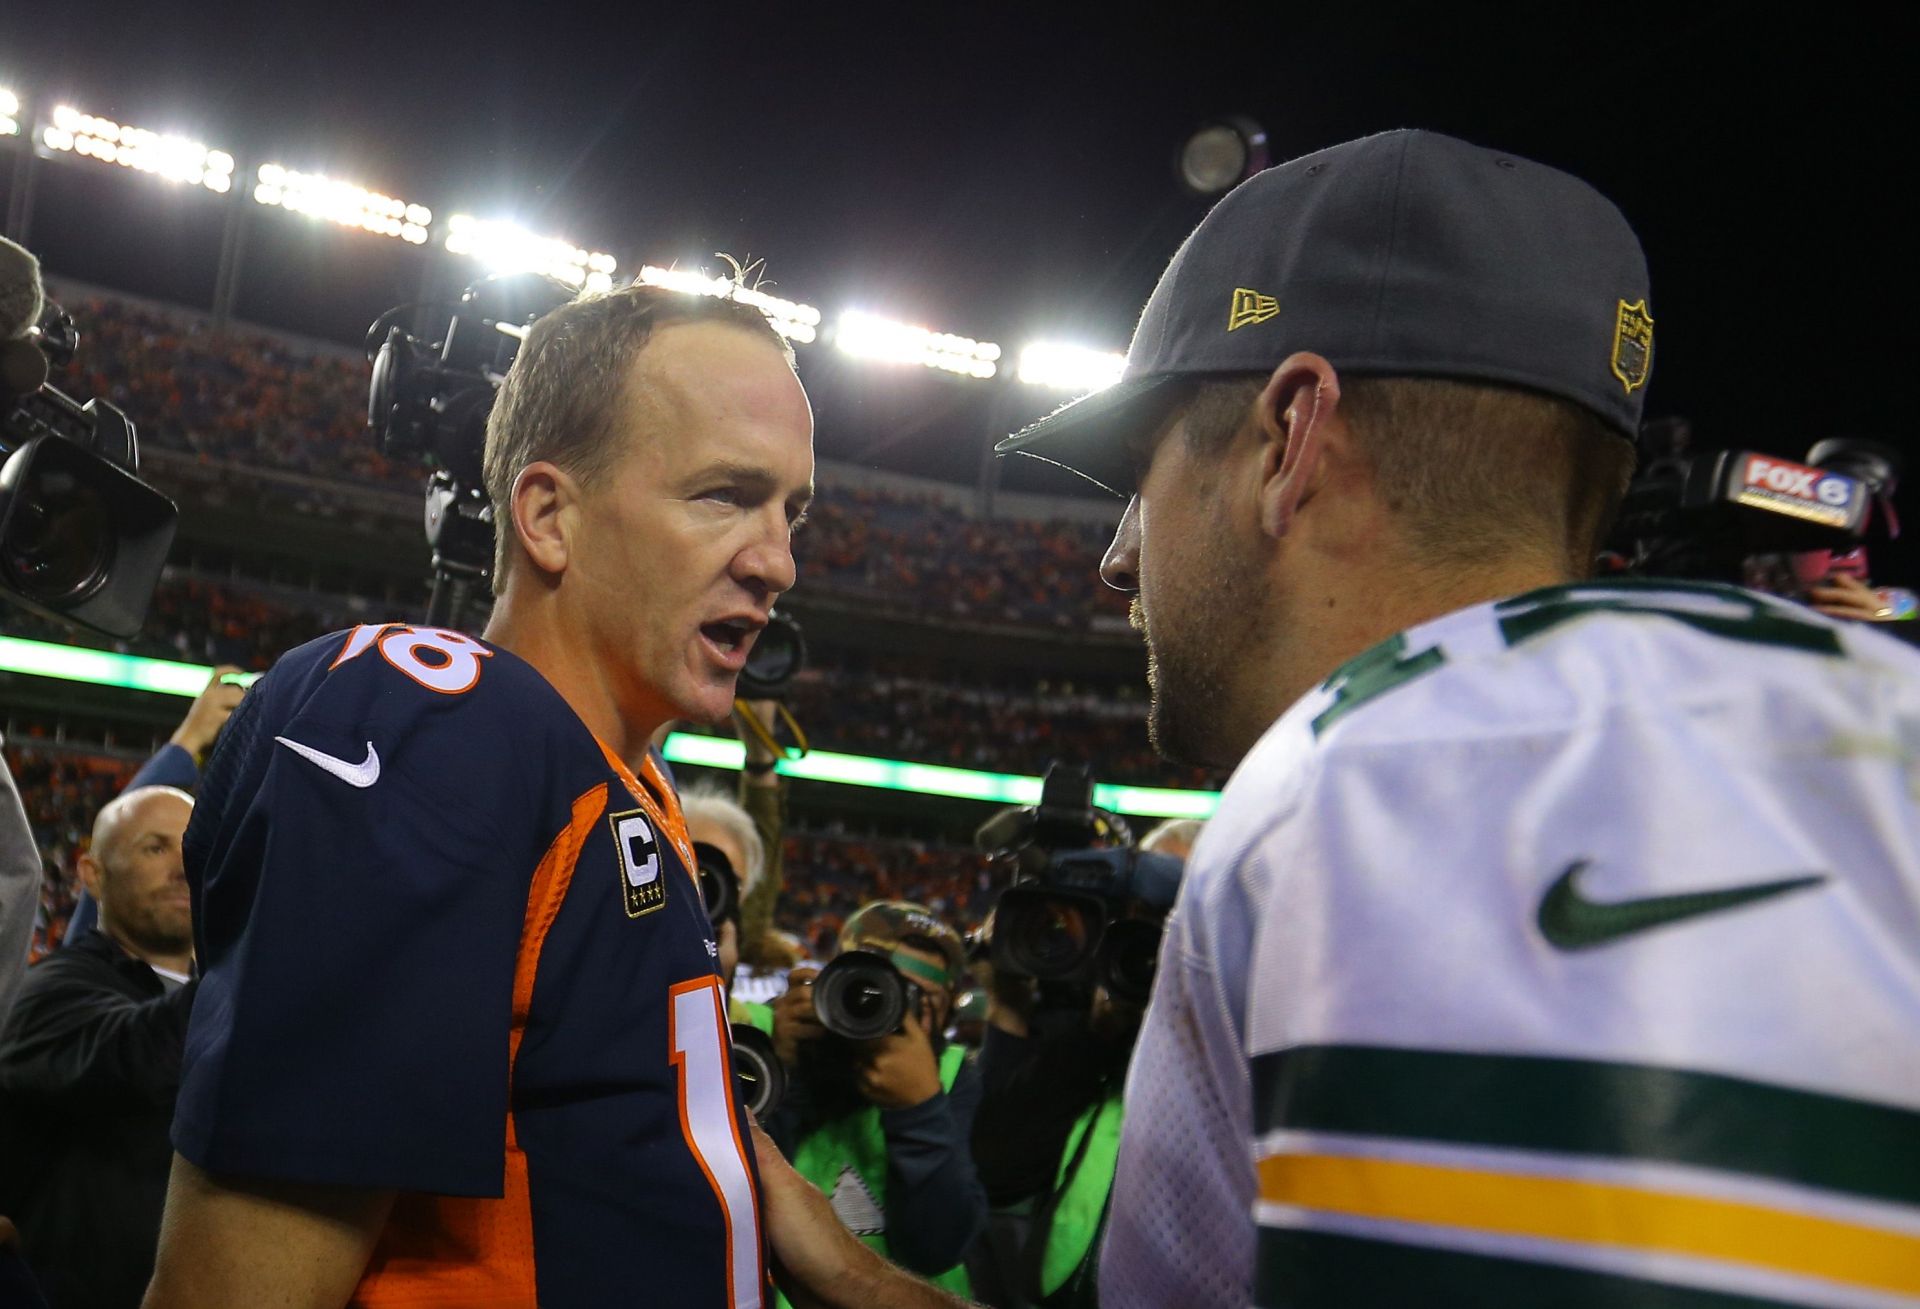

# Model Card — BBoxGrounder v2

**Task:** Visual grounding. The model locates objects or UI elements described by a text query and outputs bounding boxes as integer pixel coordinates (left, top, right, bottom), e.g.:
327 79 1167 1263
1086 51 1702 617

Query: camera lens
692 841 737 926
738 610 805 698
998 888 1104 981
1101 919 1164 1003
2 464 113 603
813 950 908 1041
730 1023 786 1118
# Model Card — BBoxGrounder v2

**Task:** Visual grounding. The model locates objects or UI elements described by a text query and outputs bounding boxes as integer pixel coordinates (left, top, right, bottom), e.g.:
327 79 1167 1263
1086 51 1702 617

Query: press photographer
1 234 187 1309
965 766 1187 1309
764 900 986 1304
1 237 176 642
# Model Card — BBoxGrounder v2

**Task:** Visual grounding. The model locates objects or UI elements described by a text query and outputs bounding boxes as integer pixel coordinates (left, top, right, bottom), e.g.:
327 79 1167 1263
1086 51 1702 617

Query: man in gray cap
744 130 1920 1308
997 128 1920 1308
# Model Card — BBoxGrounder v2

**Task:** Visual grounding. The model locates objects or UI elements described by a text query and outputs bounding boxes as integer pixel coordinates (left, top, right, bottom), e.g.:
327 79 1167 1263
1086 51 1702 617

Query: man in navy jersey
144 285 815 1308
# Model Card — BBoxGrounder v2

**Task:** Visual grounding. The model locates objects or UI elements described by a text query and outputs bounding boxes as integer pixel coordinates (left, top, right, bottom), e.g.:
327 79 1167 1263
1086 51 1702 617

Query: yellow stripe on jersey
1257 1152 1920 1296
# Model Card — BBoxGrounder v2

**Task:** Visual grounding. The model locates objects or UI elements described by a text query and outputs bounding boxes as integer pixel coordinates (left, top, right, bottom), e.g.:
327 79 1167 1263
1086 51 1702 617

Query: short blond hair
1183 374 1636 577
482 284 793 593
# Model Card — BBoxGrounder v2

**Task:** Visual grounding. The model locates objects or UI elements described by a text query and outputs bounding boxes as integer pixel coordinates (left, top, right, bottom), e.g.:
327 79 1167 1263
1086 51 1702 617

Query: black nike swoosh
1537 861 1827 951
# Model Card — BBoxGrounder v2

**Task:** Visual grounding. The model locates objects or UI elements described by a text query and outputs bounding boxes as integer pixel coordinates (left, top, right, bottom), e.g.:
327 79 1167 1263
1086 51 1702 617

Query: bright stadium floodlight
38 104 234 194
834 310 1000 379
0 87 19 137
1017 342 1127 393
445 214 616 292
637 264 822 345
0 635 1218 818
251 162 431 243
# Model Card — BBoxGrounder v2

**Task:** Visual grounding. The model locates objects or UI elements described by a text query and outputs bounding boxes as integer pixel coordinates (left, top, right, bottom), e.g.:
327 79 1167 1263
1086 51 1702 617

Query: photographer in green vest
967 818 1198 1309
765 901 987 1305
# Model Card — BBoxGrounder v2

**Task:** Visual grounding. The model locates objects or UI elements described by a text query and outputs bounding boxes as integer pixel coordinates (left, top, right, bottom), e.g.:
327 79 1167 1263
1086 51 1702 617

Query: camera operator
765 901 986 1302
965 818 1194 1309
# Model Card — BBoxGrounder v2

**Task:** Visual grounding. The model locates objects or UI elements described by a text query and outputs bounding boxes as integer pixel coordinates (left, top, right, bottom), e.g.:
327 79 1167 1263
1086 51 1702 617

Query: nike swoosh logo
1538 860 1826 951
274 736 381 788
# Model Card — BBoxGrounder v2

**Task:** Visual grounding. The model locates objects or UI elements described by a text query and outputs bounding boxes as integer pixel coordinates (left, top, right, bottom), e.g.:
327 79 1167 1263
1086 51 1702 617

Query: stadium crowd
0 748 135 960
0 572 1210 788
60 289 1130 631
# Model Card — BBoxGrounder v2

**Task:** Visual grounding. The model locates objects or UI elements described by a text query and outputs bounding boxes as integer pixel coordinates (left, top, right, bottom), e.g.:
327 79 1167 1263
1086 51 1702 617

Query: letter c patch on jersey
610 809 666 917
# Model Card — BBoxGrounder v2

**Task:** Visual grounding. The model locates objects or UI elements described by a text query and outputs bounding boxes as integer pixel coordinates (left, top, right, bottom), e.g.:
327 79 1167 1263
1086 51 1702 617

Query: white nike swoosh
274 736 381 788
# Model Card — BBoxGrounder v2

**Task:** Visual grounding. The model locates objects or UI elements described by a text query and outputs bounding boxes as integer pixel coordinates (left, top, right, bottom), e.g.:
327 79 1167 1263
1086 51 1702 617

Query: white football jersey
1101 580 1920 1309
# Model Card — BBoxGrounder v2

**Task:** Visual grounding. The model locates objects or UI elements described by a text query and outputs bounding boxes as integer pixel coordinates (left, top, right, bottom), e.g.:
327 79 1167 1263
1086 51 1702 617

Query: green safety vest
1037 1094 1123 1301
730 996 775 1035
782 1044 974 1307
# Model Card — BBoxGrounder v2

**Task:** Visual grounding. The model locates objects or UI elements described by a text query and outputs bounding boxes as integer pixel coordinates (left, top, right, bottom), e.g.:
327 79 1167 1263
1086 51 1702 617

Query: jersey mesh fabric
1099 923 1255 1308
1103 582 1920 1309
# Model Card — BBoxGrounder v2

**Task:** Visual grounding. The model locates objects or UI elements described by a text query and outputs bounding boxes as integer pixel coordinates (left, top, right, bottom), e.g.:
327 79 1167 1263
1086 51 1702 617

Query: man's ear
1254 352 1342 540
509 461 581 579
76 851 104 901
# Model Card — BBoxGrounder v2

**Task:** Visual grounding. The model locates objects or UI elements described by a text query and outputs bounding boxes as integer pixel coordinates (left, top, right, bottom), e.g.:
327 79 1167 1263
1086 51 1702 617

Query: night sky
2 3 1910 568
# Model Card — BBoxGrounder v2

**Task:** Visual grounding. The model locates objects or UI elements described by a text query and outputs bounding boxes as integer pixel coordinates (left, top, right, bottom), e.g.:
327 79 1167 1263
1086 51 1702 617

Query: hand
857 1003 942 1110
1807 573 1900 623
749 1119 972 1309
772 966 825 1067
171 666 246 759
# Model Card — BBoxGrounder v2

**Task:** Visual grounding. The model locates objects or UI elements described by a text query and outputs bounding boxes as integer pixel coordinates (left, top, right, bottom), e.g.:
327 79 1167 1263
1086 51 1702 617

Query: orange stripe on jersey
597 739 698 888
350 783 608 1308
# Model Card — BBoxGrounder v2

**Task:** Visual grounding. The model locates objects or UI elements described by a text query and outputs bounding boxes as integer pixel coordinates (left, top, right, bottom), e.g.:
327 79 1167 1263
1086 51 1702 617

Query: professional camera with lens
366 272 581 630
1607 419 1901 588
811 948 926 1042
736 608 806 698
693 840 740 928
691 840 790 1115
729 1021 785 1118
976 762 1183 1004
1 242 177 639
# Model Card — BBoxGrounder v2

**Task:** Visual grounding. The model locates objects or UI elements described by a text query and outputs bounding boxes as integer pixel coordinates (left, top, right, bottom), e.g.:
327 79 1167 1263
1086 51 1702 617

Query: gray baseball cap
996 129 1653 495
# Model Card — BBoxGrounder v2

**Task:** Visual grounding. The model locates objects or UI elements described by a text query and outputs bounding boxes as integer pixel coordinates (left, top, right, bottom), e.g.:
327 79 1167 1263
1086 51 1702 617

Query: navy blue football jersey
175 624 765 1307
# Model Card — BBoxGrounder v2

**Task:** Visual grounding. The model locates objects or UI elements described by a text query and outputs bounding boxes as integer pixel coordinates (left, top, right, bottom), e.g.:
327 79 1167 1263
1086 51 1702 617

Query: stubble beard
1133 574 1257 772
112 896 193 960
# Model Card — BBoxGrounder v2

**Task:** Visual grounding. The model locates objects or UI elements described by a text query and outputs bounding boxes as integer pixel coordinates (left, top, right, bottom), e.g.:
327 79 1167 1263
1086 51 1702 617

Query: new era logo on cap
996 129 1654 495
1229 287 1279 332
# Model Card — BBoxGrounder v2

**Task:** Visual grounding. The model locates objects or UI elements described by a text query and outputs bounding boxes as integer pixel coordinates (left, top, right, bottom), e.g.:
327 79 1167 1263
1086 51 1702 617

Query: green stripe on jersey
1254 1045 1920 1206
1495 580 1845 657
1256 1227 1806 1309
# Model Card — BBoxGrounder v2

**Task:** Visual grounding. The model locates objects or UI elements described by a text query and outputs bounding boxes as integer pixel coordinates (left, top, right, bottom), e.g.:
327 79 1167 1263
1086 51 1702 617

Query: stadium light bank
637 265 821 344
445 214 617 293
4 86 1135 395
1017 342 1126 393
37 103 234 194
835 309 1000 379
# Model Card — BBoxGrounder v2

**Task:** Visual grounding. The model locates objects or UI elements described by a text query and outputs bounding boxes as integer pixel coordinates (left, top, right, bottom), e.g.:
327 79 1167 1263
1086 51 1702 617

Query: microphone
0 236 50 396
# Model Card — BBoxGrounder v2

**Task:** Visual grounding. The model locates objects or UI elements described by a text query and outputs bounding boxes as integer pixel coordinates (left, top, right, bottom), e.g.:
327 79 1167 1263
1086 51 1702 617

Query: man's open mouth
700 619 756 654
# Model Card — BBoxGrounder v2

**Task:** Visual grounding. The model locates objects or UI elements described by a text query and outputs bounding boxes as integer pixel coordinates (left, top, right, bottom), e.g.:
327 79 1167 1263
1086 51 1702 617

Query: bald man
0 786 197 1309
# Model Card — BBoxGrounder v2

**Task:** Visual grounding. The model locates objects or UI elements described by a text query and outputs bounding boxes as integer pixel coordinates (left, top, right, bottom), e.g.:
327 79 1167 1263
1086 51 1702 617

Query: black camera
730 1022 786 1118
1607 421 1899 584
737 608 806 698
366 273 580 630
693 840 740 928
1 275 177 640
811 949 925 1042
978 762 1183 1004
